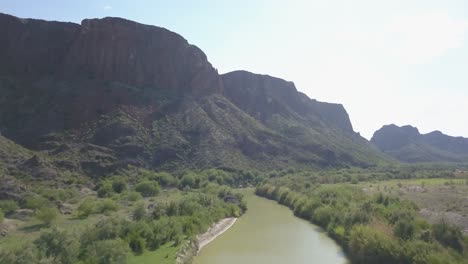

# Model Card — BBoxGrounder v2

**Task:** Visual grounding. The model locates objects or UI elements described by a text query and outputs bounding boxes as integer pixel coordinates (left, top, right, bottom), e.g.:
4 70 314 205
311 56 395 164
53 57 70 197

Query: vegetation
256 176 468 264
0 168 247 264
35 207 59 226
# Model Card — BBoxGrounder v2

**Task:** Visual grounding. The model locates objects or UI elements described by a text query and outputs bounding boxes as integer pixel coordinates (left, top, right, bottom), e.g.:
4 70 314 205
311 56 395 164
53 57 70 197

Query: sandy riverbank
196 217 238 254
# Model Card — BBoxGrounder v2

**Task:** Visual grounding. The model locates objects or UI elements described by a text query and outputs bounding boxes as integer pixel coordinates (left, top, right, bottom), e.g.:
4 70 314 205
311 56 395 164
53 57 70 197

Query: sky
1 0 467 139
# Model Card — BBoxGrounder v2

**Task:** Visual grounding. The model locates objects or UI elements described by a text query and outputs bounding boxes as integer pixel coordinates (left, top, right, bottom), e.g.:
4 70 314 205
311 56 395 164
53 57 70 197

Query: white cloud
103 5 112 11
386 13 468 64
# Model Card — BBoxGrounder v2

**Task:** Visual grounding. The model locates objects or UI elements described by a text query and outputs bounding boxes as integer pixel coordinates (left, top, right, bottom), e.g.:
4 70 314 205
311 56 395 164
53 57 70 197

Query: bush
0 209 4 222
24 195 49 210
97 182 115 198
179 173 196 189
0 244 38 263
135 181 160 197
77 198 97 218
97 199 119 214
82 239 130 264
152 172 178 187
121 191 143 202
111 177 127 193
349 225 403 263
34 227 79 264
36 207 59 226
133 202 146 221
432 222 464 252
0 200 19 215
128 234 146 255
393 219 415 240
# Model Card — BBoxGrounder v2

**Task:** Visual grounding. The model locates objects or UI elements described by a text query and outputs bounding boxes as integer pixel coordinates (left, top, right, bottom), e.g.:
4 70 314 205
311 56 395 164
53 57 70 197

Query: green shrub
121 191 143 202
132 202 146 221
349 225 403 263
0 209 4 222
97 199 119 214
36 207 59 226
82 239 130 264
128 233 146 255
77 198 97 218
24 195 49 210
432 222 464 252
0 200 19 215
0 244 38 263
34 227 79 264
179 173 196 189
97 182 115 198
393 219 415 240
111 177 127 193
39 188 78 203
152 172 178 187
135 181 160 197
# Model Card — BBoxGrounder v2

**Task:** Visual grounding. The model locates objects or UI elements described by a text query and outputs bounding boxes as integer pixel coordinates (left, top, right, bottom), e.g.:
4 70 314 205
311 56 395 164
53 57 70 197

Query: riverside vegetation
0 168 251 264
256 166 468 264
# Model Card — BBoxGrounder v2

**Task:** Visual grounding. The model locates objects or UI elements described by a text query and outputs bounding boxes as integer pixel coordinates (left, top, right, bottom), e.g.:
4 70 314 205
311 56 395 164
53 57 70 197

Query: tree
36 207 59 226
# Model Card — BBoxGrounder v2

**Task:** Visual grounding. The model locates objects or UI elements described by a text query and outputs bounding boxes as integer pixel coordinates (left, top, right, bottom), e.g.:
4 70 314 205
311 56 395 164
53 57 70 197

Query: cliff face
0 14 222 95
0 14 80 77
222 71 353 132
371 125 468 162
62 17 222 95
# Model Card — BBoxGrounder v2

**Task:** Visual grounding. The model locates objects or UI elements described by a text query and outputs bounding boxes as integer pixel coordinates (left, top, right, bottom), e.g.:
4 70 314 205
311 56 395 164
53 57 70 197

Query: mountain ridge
371 124 468 163
0 12 388 179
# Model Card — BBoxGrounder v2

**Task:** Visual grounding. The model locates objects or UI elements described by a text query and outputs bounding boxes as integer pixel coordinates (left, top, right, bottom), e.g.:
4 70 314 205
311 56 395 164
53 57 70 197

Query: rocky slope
371 124 468 162
0 13 388 179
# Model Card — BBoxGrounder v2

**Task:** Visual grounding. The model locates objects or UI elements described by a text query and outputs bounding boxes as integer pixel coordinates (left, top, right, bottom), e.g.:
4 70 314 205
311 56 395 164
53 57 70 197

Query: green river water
193 189 349 264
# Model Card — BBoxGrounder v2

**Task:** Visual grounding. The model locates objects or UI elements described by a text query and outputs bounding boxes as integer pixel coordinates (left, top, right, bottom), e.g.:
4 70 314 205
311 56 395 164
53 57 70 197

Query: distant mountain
371 124 468 163
0 13 388 179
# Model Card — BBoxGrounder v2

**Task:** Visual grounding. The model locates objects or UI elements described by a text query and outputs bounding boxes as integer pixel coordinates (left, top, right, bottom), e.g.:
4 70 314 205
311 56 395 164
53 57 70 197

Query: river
193 189 349 264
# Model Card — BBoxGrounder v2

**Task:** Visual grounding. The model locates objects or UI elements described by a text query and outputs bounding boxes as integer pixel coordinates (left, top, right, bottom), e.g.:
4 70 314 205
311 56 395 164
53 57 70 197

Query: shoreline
196 217 238 254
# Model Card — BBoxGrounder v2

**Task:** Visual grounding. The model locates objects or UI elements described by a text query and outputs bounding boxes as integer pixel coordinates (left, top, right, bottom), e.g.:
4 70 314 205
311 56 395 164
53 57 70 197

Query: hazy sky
2 0 467 139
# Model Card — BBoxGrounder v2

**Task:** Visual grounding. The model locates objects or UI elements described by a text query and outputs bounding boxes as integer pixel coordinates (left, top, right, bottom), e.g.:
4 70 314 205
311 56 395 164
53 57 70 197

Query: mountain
371 124 468 163
0 13 387 178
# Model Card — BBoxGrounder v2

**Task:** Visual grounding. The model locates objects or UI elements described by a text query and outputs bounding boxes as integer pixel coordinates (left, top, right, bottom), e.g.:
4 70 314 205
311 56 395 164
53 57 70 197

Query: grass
127 242 179 264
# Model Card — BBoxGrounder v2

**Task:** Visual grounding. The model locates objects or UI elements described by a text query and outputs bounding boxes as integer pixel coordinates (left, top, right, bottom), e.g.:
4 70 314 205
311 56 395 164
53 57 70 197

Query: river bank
176 217 238 264
197 217 238 254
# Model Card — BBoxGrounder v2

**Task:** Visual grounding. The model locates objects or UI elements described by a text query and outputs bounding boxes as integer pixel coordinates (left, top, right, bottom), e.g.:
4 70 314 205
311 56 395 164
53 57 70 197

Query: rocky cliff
371 124 468 162
0 13 222 95
222 70 353 132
